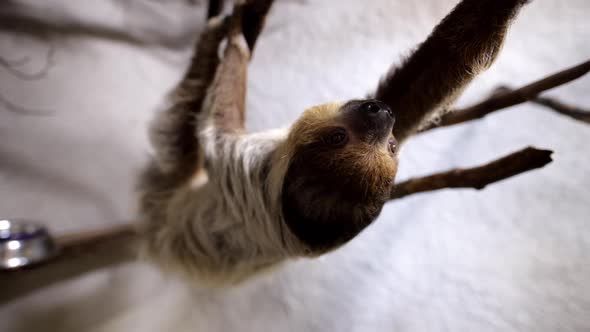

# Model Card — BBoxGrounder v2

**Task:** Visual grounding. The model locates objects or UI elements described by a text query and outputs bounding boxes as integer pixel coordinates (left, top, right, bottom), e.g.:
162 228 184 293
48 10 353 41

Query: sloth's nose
359 100 394 119
345 99 395 142
357 101 395 130
355 100 395 131
341 99 395 141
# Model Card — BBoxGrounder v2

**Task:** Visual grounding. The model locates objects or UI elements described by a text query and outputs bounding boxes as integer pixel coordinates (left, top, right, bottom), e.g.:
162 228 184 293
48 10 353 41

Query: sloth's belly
142 185 287 285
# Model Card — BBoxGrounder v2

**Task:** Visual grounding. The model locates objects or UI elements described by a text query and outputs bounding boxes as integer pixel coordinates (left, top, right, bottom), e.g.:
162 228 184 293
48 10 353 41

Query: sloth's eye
324 129 348 147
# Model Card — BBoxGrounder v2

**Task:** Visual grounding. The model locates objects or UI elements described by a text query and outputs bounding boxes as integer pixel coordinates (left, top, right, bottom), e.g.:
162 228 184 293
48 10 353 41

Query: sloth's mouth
388 137 397 154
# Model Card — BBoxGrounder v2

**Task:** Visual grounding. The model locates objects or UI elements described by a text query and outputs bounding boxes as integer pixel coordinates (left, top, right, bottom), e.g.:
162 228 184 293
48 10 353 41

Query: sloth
138 0 531 284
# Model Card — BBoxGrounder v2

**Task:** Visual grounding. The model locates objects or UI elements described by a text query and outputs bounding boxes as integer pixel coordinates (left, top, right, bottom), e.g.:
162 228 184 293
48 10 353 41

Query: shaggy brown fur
138 0 531 283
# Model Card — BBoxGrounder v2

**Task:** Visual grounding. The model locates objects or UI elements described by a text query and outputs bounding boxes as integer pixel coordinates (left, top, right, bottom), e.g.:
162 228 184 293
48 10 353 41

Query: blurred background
0 0 589 331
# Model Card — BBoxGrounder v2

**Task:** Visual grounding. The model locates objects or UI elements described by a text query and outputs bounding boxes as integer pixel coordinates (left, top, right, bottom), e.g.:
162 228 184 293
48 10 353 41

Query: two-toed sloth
139 0 531 284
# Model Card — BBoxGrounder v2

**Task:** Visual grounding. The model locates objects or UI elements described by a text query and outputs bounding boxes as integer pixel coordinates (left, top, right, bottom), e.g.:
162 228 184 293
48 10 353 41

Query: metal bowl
0 219 58 270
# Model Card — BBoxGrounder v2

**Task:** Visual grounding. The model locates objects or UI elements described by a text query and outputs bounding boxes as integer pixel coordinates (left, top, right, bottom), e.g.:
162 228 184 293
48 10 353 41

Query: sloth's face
281 100 398 253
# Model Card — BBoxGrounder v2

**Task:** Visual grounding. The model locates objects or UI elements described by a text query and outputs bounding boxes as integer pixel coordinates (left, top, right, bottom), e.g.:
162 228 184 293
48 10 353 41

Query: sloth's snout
359 100 393 119
342 99 395 143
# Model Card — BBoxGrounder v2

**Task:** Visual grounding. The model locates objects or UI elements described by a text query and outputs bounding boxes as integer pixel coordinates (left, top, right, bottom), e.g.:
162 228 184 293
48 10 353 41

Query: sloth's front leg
146 16 228 181
199 8 250 136
372 0 531 144
199 0 276 134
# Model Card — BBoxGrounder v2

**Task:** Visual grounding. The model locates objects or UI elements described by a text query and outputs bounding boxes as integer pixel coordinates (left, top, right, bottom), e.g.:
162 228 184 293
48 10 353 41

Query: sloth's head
277 100 398 254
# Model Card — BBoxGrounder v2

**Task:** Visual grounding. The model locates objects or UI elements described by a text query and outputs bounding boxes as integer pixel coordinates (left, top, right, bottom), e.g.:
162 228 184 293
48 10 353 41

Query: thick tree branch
390 147 553 200
0 225 138 305
419 60 590 132
1 0 205 50
0 13 149 47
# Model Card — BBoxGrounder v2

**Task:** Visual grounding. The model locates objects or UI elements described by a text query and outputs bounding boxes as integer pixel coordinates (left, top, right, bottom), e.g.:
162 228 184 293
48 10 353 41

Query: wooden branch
493 87 590 124
390 147 553 200
0 225 138 305
419 59 590 132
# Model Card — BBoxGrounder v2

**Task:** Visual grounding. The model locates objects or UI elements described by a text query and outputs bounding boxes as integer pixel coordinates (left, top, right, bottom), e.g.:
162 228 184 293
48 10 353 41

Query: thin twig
0 40 56 114
0 92 53 115
0 12 148 47
419 60 590 132
534 95 590 123
0 225 138 305
0 55 30 67
0 43 56 80
491 86 590 124
390 147 553 200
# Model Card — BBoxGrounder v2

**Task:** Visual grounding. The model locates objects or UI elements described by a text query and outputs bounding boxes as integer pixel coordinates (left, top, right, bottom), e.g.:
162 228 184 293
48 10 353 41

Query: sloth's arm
201 8 251 135
199 1 275 136
372 0 530 144
149 16 227 178
207 0 273 50
151 0 275 176
207 0 224 19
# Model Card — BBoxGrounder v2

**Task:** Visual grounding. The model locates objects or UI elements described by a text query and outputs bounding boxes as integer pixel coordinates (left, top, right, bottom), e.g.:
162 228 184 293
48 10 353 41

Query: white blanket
1 0 589 331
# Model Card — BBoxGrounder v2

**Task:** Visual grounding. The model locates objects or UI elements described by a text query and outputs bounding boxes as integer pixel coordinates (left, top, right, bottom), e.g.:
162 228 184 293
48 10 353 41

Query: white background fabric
1 0 589 331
